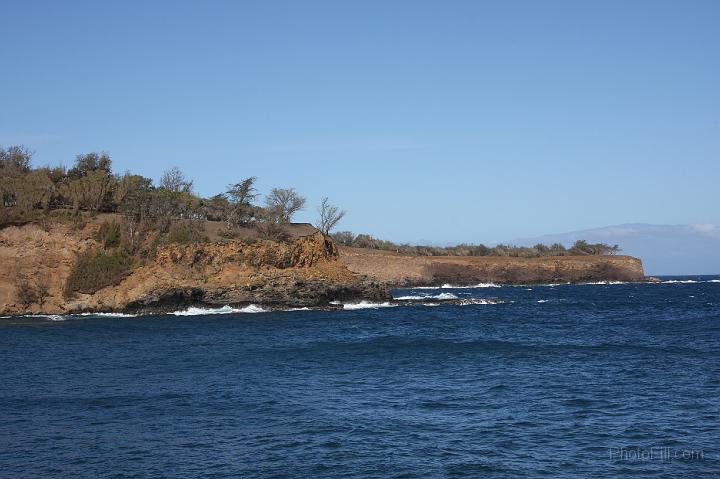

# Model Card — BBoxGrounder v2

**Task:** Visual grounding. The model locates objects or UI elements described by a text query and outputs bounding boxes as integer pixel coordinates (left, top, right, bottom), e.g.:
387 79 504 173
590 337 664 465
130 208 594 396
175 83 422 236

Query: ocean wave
77 312 137 318
414 282 501 289
580 281 627 285
171 305 266 316
24 314 66 321
453 282 501 288
459 299 504 305
662 280 698 284
393 293 459 300
537 300 549 303
342 301 397 310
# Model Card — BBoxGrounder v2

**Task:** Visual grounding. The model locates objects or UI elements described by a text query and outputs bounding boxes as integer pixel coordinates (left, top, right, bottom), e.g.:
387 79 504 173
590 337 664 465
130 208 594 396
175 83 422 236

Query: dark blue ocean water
1 277 719 478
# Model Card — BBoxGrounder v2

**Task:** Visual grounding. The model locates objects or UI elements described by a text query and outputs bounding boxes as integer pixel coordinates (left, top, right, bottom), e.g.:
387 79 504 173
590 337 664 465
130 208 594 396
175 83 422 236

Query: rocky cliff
0 220 648 316
339 246 646 286
0 221 388 315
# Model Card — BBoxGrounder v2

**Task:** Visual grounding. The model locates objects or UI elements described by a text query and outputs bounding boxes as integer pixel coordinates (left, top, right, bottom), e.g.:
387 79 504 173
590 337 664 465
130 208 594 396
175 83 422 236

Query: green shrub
165 221 205 245
97 220 121 248
64 249 133 297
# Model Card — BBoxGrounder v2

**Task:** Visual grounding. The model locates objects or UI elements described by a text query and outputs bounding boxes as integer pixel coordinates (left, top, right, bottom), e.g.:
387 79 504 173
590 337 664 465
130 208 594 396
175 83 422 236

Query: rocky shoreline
0 220 647 317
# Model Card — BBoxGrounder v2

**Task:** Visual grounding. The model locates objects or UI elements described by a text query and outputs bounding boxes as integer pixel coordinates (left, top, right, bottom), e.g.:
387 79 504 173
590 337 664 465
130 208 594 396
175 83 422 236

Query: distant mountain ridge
513 223 720 275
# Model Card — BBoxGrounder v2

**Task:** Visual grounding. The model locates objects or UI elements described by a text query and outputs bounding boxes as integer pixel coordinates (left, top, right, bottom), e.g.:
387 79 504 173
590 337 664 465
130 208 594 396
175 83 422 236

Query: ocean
1 277 719 478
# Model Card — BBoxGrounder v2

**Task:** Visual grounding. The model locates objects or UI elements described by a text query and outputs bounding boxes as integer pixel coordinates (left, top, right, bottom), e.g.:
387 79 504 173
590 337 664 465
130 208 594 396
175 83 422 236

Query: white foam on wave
662 280 698 284
342 301 397 310
172 305 266 316
537 299 550 303
393 292 459 300
77 312 137 318
581 281 627 285
414 282 501 289
452 282 501 288
24 314 66 321
708 279 720 283
459 299 505 305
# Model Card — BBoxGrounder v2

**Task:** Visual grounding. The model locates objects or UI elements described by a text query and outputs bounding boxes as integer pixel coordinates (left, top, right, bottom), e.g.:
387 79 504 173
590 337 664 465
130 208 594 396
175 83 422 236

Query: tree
14 275 39 308
227 177 258 205
265 187 305 223
0 145 35 210
68 152 112 179
62 170 114 211
0 145 33 172
226 177 258 226
549 243 567 256
35 277 50 306
570 240 591 255
331 231 355 246
315 197 346 235
160 167 193 193
115 174 154 252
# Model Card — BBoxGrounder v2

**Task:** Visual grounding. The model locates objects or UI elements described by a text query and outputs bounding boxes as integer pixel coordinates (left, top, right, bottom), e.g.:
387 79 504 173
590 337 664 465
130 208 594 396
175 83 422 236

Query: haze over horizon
2 1 718 253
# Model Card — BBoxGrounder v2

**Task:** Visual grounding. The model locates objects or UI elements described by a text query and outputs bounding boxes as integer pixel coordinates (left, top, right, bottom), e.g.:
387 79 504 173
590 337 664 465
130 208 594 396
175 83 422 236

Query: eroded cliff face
0 222 388 315
339 247 646 286
0 220 648 316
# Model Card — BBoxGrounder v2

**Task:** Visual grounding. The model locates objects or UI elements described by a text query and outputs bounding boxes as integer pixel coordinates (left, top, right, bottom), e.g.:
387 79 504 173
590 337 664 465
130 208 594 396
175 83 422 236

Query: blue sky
2 0 718 244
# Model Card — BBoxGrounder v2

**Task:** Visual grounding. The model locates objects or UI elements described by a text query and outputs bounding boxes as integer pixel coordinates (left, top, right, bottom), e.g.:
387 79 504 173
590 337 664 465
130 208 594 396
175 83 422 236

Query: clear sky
2 0 718 244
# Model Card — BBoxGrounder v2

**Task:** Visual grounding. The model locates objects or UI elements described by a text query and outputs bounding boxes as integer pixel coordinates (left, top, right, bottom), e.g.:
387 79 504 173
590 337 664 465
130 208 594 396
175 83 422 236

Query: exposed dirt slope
339 246 645 286
0 221 388 315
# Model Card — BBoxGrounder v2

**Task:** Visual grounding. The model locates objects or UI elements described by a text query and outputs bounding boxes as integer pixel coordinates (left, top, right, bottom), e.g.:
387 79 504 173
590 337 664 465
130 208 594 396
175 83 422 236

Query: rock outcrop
0 221 389 315
339 246 646 286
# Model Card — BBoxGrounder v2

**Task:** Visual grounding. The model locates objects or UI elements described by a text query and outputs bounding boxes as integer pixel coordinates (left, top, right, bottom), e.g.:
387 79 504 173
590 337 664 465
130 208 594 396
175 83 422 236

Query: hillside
1 215 648 315
0 218 388 315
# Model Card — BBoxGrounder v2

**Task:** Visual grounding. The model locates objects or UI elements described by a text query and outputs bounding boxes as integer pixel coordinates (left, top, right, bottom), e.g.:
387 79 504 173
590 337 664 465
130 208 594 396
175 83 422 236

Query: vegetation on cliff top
1 145 350 303
2 144 619 262
0 145 346 244
332 231 620 258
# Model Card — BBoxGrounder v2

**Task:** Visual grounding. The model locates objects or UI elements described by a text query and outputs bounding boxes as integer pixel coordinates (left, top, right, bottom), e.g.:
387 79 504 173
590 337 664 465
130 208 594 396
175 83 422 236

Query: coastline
1 220 647 317
339 246 646 287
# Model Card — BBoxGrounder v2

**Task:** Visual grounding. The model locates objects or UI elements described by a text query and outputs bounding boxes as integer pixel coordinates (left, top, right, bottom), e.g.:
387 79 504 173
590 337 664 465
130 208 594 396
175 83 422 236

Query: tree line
0 145 346 248
331 232 620 257
2 144 619 259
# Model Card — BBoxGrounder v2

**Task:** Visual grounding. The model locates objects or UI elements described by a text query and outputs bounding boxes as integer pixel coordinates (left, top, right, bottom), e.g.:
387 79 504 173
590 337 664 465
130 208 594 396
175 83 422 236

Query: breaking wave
171 305 266 316
23 314 66 321
415 283 501 289
342 301 397 310
393 293 459 300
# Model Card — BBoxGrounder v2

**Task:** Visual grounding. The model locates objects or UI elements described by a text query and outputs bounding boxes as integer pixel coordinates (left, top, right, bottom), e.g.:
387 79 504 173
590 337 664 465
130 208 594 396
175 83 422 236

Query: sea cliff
339 246 645 286
1 220 646 316
0 221 388 315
